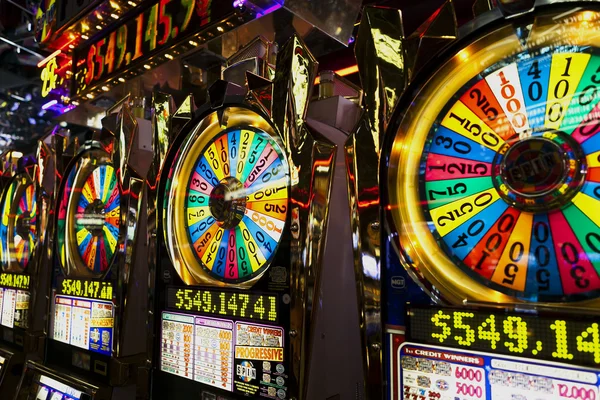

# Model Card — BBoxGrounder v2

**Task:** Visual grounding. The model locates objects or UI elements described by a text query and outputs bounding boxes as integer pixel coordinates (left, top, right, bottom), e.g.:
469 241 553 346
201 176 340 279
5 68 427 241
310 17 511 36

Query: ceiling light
86 93 94 99
118 77 125 82
102 86 110 91
189 40 198 46
42 100 57 110
165 54 173 60
143 64 151 70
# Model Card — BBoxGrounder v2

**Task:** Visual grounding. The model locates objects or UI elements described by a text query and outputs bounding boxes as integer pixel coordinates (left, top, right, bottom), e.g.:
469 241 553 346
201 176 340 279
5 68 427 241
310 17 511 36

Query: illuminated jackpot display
409 306 600 367
167 288 278 322
71 0 234 97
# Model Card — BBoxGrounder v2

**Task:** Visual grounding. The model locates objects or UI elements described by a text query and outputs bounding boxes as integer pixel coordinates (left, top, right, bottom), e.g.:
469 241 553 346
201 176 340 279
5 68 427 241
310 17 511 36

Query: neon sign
72 0 234 97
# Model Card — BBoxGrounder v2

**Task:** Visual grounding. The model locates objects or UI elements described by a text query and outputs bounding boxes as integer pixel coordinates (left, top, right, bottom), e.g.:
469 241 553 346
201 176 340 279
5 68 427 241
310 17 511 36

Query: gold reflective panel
348 7 414 399
386 6 600 308
270 33 337 399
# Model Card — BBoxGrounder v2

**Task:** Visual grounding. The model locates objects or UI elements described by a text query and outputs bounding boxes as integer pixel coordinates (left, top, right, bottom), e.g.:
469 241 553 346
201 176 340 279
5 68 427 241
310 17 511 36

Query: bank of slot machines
346 1 600 400
4 31 364 400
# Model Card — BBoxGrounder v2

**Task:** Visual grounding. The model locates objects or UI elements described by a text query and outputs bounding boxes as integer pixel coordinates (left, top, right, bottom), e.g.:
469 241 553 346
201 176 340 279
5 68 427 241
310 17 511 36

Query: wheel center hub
81 199 106 235
15 215 32 238
502 137 565 195
493 132 586 212
209 177 246 229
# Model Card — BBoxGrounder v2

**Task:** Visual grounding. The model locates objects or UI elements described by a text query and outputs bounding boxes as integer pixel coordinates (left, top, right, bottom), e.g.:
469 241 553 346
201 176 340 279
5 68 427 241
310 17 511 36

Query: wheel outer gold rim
4 174 34 273
64 150 115 279
166 106 286 289
388 9 600 308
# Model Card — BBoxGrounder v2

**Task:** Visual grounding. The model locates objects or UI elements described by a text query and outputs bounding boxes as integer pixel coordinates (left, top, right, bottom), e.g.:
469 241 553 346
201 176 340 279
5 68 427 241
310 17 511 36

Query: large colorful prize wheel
57 148 121 278
384 5 600 306
163 105 290 287
0 174 36 272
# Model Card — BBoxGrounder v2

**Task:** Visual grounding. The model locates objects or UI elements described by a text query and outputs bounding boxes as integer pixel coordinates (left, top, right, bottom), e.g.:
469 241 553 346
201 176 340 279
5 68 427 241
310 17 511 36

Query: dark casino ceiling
0 0 475 154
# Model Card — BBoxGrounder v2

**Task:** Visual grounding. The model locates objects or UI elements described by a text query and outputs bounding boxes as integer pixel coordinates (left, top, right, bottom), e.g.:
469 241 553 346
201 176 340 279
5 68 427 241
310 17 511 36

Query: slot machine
0 149 35 397
150 34 343 400
4 128 77 400
15 100 153 400
350 1 600 399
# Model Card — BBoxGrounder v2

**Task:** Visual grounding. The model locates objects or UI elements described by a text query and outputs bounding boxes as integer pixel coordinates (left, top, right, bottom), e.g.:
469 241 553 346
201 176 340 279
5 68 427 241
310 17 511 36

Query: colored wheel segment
417 47 600 301
184 126 289 283
74 165 120 274
57 157 120 278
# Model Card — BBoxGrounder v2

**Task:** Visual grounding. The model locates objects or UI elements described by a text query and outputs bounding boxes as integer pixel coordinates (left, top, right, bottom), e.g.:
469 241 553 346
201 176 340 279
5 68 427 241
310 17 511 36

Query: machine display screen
166 287 278 323
56 278 113 301
0 272 30 290
0 287 29 329
398 342 600 400
31 374 84 400
408 305 600 367
50 294 114 356
160 311 288 397
0 272 30 329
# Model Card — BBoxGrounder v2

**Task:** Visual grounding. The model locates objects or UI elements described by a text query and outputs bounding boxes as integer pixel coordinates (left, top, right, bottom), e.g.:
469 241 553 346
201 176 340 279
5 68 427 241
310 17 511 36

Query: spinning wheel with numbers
384 6 600 304
0 175 37 271
57 149 121 278
164 106 290 286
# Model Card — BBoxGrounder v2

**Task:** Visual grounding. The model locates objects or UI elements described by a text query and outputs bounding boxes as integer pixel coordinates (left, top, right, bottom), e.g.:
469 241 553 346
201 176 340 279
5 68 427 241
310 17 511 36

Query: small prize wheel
384 5 600 305
163 105 290 287
0 174 36 272
57 147 121 279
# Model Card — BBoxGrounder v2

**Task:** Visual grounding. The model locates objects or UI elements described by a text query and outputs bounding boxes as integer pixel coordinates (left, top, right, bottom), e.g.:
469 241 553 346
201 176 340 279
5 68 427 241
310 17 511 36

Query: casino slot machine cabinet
0 152 41 398
356 0 600 399
150 34 340 400
15 100 153 400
